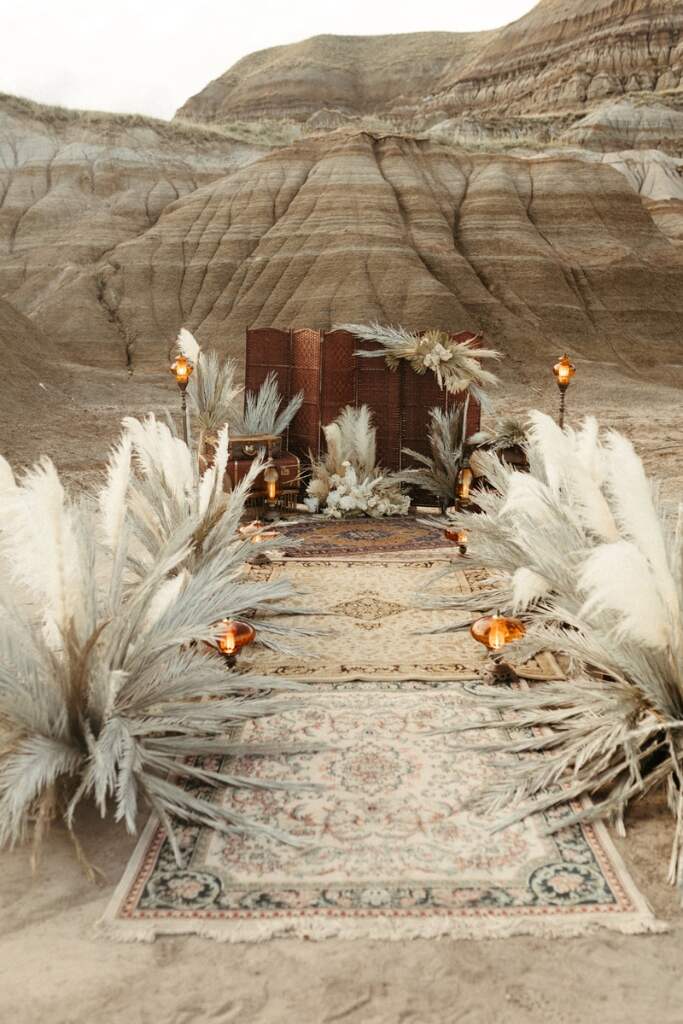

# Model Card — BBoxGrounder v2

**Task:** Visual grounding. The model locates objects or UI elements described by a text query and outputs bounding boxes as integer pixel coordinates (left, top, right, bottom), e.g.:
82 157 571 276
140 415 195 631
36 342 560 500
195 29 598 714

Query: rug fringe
96 909 668 945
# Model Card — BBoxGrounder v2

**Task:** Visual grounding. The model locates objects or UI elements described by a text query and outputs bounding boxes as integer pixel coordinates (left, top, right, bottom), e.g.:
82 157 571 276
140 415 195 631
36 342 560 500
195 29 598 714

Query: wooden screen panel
244 328 292 395
289 329 323 457
399 364 448 469
353 340 402 470
320 330 356 430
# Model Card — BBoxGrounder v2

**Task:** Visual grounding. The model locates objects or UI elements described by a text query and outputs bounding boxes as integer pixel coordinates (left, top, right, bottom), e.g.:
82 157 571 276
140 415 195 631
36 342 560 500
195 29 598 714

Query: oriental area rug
276 515 451 560
102 537 661 942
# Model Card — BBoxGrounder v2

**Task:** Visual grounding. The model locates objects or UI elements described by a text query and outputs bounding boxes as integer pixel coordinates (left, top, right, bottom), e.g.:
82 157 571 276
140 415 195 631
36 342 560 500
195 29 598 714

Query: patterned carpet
245 560 562 682
276 516 450 559
102 551 660 942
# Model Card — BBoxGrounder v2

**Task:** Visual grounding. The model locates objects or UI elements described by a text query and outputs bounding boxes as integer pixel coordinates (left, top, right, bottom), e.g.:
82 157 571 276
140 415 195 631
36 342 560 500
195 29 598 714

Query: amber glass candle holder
217 619 256 667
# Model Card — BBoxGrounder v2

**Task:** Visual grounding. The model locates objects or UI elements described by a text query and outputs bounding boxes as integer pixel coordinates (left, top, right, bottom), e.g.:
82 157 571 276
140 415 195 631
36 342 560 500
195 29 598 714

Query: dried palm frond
307 405 409 518
419 412 619 618
396 399 470 503
231 372 304 437
470 416 528 452
100 415 312 650
429 414 683 895
175 329 242 436
337 322 500 402
0 457 310 867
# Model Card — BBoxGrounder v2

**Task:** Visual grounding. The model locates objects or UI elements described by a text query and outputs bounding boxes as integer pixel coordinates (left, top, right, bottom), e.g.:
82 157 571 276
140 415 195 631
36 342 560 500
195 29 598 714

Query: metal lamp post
170 356 194 444
553 354 576 429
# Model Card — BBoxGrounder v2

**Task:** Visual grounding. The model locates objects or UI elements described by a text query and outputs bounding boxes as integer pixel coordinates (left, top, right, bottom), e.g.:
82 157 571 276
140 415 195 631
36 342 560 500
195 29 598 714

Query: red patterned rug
277 516 449 559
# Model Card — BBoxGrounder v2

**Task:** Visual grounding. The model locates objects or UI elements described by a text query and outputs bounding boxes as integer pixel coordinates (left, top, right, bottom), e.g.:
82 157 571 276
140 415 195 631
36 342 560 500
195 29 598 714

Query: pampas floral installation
427 411 683 897
0 453 310 870
338 322 500 405
306 404 410 518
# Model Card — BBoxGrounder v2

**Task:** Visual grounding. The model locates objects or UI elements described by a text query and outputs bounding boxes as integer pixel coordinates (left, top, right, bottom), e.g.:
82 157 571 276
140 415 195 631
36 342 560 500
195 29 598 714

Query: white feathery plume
579 541 672 649
1 459 83 640
142 570 189 631
212 425 230 494
603 431 679 623
124 415 193 505
511 567 552 613
526 411 568 495
0 453 16 496
99 435 132 550
176 327 201 364
501 472 551 520
198 465 217 516
323 422 343 472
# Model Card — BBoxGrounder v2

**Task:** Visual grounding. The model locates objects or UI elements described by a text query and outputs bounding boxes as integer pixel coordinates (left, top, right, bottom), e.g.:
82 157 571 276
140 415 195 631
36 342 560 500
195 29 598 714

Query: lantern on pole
552 354 575 429
170 356 194 444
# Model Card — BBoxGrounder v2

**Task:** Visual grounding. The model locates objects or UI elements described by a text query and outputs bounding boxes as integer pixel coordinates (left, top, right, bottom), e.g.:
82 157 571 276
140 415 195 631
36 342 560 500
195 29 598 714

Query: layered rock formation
176 1 683 131
176 32 491 125
89 133 683 381
1 0 682 433
428 0 683 118
0 94 268 363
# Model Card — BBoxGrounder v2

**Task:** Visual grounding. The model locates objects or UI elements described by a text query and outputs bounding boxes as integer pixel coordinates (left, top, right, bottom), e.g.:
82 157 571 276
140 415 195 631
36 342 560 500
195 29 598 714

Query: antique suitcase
226 451 301 512
244 327 482 471
228 433 282 460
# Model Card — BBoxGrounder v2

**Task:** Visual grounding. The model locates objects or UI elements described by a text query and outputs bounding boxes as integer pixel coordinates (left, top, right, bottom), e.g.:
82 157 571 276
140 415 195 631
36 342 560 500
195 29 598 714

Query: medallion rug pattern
103 684 660 941
246 560 561 682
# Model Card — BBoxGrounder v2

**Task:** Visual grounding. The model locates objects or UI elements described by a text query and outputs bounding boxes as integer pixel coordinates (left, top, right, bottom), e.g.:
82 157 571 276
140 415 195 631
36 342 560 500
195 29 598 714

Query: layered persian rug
276 515 450 560
102 532 661 942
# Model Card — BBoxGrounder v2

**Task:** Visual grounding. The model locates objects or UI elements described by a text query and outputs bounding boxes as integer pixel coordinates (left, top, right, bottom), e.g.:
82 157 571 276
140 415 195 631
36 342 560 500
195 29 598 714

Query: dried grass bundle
396 399 470 504
231 372 304 437
0 452 308 868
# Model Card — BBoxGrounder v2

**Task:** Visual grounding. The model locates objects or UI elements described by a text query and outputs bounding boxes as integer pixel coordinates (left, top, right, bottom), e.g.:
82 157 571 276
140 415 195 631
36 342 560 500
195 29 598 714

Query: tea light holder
444 527 468 555
470 611 526 680
217 619 256 668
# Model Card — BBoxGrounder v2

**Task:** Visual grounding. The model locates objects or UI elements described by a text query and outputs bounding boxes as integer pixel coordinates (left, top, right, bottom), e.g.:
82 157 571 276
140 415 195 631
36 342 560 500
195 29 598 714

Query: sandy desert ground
3 359 683 1024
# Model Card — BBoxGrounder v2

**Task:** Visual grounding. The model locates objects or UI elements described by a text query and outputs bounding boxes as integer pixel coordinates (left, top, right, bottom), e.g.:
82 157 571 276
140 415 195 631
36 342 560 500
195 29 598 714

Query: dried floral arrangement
306 405 410 518
396 399 471 508
0 450 309 868
338 322 500 404
176 328 242 436
230 371 304 438
427 411 683 896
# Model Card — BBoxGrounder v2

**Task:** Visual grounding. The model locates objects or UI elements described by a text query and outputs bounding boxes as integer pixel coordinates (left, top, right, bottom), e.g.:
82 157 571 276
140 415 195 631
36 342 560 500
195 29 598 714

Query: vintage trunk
225 451 301 512
244 328 482 472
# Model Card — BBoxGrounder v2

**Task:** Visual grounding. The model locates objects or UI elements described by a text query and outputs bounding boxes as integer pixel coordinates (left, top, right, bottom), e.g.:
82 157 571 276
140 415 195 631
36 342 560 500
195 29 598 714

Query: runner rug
102 682 661 942
245 559 562 682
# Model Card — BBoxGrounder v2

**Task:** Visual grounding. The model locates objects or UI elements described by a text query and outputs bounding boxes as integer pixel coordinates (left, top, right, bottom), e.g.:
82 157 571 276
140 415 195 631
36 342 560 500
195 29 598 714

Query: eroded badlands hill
89 133 683 379
176 32 492 125
0 94 269 362
0 0 682 438
177 0 683 131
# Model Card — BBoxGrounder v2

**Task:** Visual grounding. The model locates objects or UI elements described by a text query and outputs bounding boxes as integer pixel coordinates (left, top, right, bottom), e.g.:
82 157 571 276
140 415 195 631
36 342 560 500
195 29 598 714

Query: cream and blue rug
102 557 661 942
